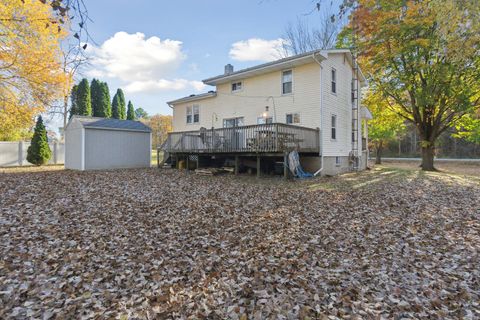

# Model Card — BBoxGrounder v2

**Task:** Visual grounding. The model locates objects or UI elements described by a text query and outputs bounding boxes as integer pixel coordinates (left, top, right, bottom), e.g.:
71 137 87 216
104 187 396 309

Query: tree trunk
63 95 68 129
375 141 383 165
421 145 435 171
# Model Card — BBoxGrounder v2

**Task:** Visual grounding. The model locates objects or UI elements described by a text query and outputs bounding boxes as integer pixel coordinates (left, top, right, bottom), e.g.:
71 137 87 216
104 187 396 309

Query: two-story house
164 49 372 176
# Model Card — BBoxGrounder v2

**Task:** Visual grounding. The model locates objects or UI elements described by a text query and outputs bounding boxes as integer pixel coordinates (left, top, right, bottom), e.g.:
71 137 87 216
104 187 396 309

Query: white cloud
87 31 185 81
125 79 206 94
229 38 286 62
85 32 205 94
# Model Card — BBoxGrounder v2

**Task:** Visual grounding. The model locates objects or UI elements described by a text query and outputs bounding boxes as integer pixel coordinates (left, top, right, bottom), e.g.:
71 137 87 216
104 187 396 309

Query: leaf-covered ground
0 166 479 319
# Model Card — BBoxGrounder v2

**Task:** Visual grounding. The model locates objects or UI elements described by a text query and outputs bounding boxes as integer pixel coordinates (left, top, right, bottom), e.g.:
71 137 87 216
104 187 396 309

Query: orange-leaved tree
0 0 67 140
338 0 480 170
142 115 173 149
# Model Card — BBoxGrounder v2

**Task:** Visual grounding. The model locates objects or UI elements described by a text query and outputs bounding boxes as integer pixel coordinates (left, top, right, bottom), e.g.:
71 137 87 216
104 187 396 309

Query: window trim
231 81 243 92
286 112 300 125
223 117 244 128
281 69 293 95
186 106 192 124
331 68 337 94
186 104 200 124
331 114 337 140
257 116 273 124
351 79 355 104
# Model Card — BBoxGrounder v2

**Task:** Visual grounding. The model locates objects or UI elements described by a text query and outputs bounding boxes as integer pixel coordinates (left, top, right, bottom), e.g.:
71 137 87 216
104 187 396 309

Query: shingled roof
71 116 151 133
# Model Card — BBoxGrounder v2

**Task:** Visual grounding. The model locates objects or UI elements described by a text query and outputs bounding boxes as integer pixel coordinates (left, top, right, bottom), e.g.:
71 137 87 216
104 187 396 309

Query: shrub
27 116 51 166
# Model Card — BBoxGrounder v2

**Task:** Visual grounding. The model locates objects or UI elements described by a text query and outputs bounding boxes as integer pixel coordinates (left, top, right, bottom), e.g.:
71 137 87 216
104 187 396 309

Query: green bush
27 116 51 166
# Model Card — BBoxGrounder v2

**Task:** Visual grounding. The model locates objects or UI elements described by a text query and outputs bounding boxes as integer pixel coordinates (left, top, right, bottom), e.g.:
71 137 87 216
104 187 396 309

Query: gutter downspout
312 53 324 176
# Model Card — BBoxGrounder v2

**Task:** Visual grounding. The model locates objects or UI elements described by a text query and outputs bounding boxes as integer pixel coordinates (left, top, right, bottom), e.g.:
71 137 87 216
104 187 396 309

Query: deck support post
196 155 199 170
186 155 189 174
157 149 160 168
284 152 289 180
234 155 239 175
256 156 261 179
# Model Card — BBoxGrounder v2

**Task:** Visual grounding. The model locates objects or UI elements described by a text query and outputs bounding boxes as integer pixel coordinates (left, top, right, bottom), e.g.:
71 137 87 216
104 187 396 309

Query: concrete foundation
300 154 368 176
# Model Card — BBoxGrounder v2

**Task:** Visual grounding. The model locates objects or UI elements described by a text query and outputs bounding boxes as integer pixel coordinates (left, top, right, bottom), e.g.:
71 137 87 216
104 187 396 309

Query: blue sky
78 0 339 117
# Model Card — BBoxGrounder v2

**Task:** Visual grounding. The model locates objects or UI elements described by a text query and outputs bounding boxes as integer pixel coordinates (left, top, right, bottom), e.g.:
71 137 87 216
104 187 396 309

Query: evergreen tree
90 78 103 117
102 82 112 118
91 79 112 118
76 78 91 116
111 93 120 119
69 84 78 118
127 100 135 120
27 116 51 166
116 89 126 120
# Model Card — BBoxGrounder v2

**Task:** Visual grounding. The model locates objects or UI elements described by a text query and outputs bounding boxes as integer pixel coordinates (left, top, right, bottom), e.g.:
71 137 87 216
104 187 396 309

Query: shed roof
70 116 151 133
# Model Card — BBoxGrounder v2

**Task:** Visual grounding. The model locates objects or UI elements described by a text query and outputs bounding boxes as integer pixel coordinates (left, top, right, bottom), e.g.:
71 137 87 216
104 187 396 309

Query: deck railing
164 123 320 154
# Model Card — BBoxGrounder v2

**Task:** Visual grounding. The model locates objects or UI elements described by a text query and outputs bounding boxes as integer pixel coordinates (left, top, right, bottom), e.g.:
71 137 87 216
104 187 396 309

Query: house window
335 156 341 166
352 120 356 142
286 113 300 124
331 115 337 140
232 81 242 92
223 117 244 128
331 68 337 94
257 116 273 124
186 105 199 124
282 70 292 94
351 80 355 103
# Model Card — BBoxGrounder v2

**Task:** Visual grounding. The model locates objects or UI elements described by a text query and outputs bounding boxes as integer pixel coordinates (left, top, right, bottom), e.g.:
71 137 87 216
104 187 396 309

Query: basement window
336 156 341 166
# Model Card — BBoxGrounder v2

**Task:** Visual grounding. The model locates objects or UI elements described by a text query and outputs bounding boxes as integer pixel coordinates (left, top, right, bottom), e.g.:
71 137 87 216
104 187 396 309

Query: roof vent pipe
224 64 234 75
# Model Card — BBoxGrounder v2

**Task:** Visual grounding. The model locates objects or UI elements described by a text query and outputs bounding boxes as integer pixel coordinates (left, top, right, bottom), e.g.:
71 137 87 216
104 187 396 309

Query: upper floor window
331 114 337 140
186 105 199 124
331 68 337 94
232 81 242 92
286 113 300 124
282 70 292 94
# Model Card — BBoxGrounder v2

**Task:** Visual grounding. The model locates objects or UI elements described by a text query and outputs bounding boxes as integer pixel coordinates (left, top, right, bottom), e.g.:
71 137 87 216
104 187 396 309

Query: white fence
0 141 65 167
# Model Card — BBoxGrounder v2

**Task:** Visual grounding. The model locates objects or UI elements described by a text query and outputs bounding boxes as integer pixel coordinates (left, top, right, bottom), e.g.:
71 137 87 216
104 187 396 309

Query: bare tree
44 0 92 136
281 8 342 56
48 39 90 135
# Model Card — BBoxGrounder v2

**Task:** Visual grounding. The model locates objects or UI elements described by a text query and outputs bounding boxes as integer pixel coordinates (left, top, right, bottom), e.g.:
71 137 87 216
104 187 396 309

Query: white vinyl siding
85 129 150 170
321 54 356 157
172 62 321 132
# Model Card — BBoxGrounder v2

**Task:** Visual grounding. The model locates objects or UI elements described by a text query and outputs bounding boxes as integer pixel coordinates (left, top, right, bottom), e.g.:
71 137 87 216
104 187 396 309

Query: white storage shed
65 116 152 170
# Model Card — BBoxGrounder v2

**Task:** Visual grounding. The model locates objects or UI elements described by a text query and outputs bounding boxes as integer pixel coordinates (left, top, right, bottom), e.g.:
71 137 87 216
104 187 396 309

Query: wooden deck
163 123 320 155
